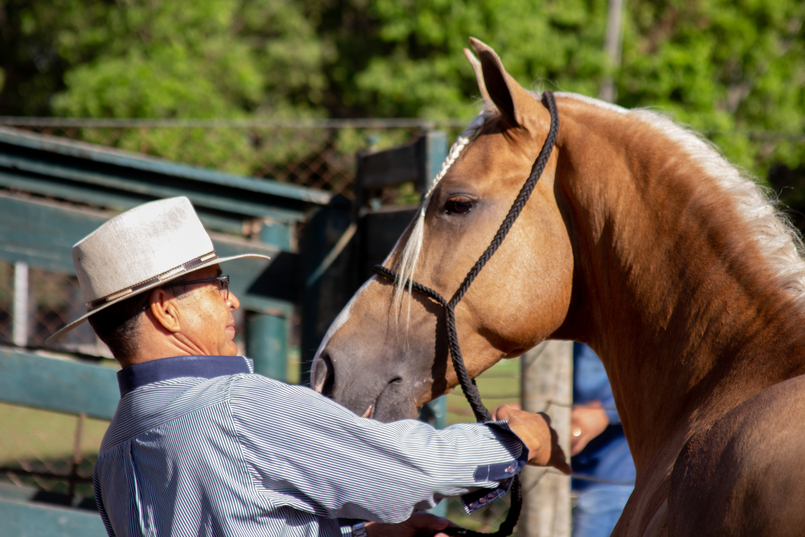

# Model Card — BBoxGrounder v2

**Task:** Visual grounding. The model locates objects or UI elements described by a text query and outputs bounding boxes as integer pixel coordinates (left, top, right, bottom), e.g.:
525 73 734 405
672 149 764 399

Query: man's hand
366 511 456 537
570 401 610 456
495 404 571 475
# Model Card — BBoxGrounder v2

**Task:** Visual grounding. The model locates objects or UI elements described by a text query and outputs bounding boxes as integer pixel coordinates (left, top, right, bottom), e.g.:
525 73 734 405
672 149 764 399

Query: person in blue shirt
570 343 636 537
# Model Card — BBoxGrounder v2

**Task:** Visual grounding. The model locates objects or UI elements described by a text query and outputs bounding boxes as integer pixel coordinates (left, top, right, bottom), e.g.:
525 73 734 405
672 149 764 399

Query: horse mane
561 92 805 306
391 91 805 321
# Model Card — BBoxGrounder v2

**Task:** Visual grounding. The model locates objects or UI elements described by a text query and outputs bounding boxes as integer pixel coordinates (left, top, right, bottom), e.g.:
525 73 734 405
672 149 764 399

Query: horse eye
445 197 474 215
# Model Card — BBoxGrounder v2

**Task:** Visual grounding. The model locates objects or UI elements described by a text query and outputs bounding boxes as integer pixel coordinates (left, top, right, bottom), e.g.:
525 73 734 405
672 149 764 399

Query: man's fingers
494 403 519 421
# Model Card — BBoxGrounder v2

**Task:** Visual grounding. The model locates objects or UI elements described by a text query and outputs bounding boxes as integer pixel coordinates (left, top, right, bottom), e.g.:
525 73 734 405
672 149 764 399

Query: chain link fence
0 260 109 507
0 261 109 356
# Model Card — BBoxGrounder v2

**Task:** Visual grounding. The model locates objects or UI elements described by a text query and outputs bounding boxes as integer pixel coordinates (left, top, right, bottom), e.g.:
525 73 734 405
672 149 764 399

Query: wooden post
518 341 573 537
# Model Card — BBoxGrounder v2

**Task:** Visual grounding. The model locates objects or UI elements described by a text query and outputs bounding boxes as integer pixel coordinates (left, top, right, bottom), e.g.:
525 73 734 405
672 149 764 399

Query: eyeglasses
164 274 230 300
141 275 231 311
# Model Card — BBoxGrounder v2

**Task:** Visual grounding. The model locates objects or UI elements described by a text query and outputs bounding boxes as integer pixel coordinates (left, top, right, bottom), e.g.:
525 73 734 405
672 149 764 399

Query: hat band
86 250 218 311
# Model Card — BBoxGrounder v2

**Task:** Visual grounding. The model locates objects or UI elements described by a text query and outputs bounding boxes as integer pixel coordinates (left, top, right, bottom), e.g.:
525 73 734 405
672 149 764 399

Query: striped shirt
93 355 528 536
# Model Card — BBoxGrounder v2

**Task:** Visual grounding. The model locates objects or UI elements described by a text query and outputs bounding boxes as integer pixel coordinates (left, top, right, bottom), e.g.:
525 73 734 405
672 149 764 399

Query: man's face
172 265 240 356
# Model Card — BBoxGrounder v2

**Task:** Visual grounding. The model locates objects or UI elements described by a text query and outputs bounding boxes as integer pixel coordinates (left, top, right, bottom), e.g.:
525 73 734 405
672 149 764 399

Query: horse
311 38 805 536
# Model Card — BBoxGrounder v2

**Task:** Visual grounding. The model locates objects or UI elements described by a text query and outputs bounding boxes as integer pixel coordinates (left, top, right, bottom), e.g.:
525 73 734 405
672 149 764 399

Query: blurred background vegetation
0 0 803 213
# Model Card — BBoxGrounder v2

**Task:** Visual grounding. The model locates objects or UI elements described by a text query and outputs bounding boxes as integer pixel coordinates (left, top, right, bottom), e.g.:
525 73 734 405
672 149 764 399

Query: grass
445 357 521 425
0 404 108 464
0 402 109 498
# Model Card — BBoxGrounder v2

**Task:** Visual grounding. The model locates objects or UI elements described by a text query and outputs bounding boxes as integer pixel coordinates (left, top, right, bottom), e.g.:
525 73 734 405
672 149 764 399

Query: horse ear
463 48 491 103
469 37 533 128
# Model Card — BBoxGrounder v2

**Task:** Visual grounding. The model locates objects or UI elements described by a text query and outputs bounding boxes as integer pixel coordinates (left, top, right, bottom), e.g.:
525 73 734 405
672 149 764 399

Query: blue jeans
572 484 633 537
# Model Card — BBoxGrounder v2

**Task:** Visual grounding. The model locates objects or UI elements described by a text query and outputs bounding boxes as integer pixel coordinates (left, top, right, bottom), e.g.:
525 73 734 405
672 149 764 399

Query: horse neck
555 99 805 472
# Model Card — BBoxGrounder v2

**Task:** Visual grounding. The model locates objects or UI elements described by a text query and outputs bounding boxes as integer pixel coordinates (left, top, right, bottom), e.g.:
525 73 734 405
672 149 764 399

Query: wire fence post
518 340 573 537
12 261 29 348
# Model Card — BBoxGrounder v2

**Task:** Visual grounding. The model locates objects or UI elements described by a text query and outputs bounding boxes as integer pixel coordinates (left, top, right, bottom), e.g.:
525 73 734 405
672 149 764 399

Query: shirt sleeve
228 375 527 524
573 342 621 424
602 394 621 425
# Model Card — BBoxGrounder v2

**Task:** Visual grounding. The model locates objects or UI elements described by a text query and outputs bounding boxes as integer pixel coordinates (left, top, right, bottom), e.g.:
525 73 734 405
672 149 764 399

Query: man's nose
228 291 241 310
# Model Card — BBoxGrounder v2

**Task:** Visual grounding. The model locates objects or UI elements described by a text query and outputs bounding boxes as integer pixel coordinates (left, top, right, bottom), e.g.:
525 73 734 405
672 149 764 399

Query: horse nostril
312 353 335 398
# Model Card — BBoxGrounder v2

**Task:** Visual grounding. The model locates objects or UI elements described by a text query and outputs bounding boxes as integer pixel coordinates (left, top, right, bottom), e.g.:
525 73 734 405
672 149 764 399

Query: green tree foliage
1 0 330 174
1 0 803 189
51 0 328 120
0 0 95 116
305 0 805 197
311 0 613 118
620 0 805 174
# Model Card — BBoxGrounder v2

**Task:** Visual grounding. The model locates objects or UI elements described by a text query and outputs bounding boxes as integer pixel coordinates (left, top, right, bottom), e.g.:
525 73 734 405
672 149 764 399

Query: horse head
312 37 805 536
312 38 575 422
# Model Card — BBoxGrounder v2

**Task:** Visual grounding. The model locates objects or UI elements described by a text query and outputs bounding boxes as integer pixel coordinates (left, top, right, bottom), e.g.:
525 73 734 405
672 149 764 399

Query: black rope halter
373 91 559 536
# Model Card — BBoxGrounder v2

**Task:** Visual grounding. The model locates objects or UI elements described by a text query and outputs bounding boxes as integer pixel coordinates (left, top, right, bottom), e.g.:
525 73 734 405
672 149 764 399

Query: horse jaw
311 274 523 422
311 276 445 421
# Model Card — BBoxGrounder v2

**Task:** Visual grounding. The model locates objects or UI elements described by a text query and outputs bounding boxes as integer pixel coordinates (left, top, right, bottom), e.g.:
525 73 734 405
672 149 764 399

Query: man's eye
445 197 474 215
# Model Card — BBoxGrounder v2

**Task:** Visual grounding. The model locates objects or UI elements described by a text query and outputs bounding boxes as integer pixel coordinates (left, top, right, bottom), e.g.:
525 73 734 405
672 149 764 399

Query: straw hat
48 197 270 342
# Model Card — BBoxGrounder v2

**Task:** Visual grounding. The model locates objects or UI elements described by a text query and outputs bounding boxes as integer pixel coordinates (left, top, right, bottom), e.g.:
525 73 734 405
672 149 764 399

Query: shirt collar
117 355 254 397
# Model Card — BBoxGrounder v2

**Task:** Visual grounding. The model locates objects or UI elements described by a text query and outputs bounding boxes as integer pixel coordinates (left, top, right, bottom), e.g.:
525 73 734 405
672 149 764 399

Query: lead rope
373 91 559 537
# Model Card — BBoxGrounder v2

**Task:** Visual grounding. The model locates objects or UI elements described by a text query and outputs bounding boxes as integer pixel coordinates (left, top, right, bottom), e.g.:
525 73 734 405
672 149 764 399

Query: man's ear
147 288 181 333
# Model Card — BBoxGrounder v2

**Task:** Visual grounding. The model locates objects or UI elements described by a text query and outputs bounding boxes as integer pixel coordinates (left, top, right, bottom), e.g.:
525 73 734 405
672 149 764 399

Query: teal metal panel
0 170 251 235
258 221 293 252
0 498 107 537
211 235 296 315
0 161 306 226
298 205 353 385
0 193 106 274
0 350 119 420
246 313 287 381
0 127 331 206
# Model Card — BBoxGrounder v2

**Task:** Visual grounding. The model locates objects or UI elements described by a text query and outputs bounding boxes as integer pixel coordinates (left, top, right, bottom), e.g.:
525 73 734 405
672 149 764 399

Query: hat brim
46 253 271 343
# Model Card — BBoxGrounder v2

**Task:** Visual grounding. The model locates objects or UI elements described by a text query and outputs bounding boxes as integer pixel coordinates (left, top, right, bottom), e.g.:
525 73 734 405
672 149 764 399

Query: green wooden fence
0 126 334 535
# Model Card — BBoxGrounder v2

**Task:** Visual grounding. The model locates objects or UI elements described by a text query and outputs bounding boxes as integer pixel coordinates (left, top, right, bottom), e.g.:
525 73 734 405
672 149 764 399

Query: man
570 343 635 537
49 197 570 536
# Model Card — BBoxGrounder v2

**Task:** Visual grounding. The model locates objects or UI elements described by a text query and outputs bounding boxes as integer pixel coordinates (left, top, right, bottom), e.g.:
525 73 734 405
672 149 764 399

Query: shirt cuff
459 421 529 514
461 477 514 513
